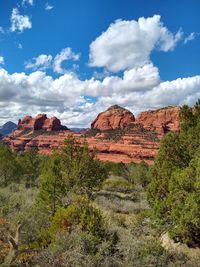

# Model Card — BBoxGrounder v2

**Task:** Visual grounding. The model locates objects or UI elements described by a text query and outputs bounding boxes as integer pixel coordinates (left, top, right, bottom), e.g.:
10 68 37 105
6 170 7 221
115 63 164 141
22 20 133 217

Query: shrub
130 161 151 187
33 228 120 267
50 195 105 238
105 161 131 178
102 177 134 193
0 183 38 219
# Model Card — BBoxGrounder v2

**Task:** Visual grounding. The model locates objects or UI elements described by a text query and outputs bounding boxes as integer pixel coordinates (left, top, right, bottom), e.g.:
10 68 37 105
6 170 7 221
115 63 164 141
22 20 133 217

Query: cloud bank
0 15 199 127
0 64 200 127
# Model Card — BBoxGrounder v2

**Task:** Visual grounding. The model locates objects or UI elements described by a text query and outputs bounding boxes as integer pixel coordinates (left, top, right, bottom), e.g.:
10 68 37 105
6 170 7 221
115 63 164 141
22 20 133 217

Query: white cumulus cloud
25 54 53 70
89 15 183 72
53 48 80 74
0 64 200 127
25 48 80 73
10 8 32 33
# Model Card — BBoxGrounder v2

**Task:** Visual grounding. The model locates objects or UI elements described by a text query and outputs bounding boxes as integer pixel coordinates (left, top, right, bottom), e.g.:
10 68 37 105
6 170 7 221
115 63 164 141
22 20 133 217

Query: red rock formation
3 106 181 164
91 105 135 130
17 114 67 132
135 106 181 137
17 116 35 130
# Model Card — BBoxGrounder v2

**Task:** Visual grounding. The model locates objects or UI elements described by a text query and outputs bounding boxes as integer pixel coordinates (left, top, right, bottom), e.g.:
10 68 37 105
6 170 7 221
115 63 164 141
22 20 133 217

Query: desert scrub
102 177 134 193
84 128 101 137
0 183 38 219
95 194 143 214
32 228 121 267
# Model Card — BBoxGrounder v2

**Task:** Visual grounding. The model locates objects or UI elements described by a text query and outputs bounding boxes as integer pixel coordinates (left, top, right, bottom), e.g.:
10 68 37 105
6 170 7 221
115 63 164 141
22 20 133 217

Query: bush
33 228 120 267
0 183 38 220
50 195 105 238
105 161 131 178
102 177 134 193
130 161 151 187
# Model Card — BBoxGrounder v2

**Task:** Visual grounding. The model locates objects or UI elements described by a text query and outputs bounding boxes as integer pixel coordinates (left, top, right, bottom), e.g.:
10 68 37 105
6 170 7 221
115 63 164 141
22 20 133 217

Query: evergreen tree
18 148 42 187
60 136 108 196
148 99 200 246
37 154 65 215
0 144 20 186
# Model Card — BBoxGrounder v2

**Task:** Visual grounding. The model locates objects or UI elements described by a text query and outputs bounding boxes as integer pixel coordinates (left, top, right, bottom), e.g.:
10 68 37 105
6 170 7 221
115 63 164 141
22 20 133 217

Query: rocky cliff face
91 105 135 130
3 106 181 164
17 114 67 132
135 106 181 137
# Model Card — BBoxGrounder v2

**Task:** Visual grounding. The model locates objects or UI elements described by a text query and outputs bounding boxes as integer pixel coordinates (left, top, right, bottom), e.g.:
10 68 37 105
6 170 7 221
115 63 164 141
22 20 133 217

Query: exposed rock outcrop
135 106 181 137
3 105 181 164
17 114 67 132
91 105 135 130
160 232 200 259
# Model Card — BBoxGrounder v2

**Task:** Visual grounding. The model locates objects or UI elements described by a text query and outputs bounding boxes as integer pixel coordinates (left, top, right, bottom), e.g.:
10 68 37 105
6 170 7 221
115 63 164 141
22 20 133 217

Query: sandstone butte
3 105 181 164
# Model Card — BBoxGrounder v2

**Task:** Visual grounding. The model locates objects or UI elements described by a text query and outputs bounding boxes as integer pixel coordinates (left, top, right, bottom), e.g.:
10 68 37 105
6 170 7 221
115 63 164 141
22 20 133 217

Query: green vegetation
148 100 200 247
1 118 200 266
102 177 134 193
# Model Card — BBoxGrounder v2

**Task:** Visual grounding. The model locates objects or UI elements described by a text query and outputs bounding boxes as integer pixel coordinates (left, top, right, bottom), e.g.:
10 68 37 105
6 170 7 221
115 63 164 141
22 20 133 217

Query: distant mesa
91 105 135 131
17 114 68 132
0 121 17 136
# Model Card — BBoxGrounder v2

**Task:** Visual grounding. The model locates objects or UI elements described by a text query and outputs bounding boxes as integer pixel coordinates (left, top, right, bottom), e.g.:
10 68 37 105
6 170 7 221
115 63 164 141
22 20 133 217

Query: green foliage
17 148 42 187
32 228 120 267
3 111 200 266
17 205 51 247
130 161 151 187
167 156 200 246
148 132 189 206
0 183 37 219
59 136 108 195
37 136 108 215
180 104 195 131
0 144 20 186
102 177 134 193
105 161 130 178
37 153 65 215
148 100 200 246
51 196 105 238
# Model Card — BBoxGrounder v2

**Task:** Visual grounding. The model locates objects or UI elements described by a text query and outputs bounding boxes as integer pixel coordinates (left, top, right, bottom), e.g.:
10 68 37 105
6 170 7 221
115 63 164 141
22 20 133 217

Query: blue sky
0 0 200 127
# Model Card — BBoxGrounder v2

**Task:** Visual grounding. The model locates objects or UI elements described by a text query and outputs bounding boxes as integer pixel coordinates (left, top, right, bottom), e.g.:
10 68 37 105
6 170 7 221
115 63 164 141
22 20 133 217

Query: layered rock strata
3 106 181 164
